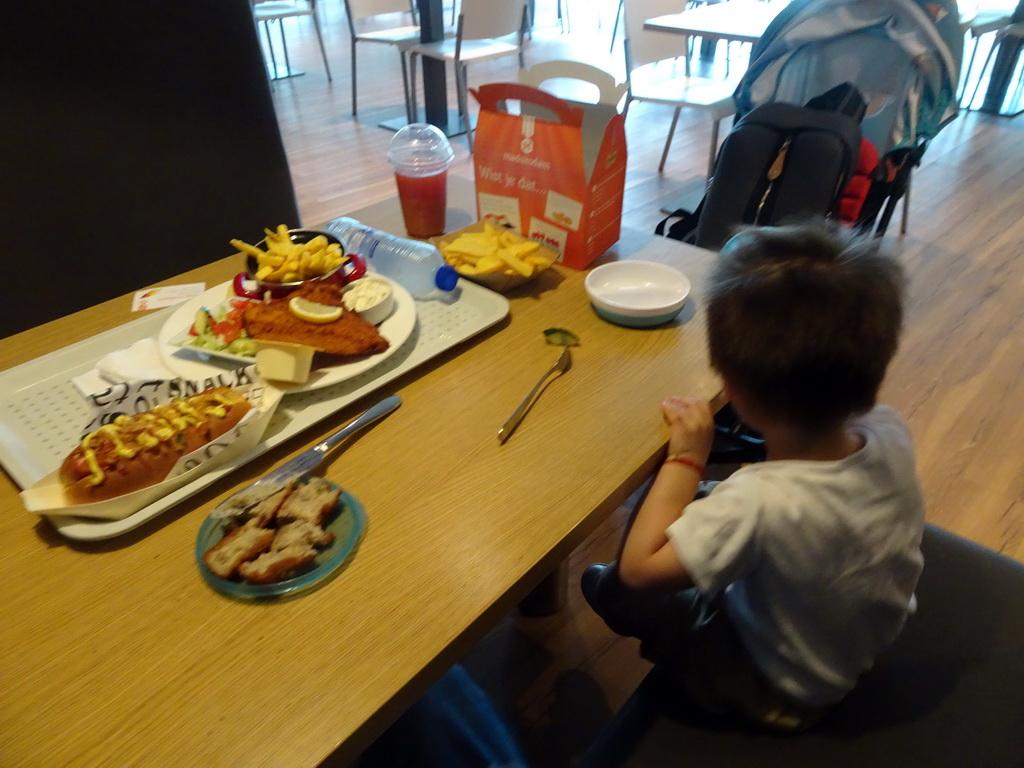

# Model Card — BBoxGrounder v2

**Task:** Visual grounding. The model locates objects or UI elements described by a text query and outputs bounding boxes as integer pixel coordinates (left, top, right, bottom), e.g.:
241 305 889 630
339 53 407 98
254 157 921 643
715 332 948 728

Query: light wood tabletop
0 178 722 767
644 0 790 45
643 1 976 48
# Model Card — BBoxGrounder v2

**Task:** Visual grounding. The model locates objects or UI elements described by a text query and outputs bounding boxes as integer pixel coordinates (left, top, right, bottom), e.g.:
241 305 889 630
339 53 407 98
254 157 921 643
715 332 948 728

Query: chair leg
609 0 623 53
967 34 1000 110
707 115 721 182
310 12 332 81
261 21 279 79
959 35 980 103
1012 63 1024 105
456 63 472 152
351 42 358 115
409 52 420 122
658 107 682 173
400 51 413 123
900 168 911 236
277 19 293 76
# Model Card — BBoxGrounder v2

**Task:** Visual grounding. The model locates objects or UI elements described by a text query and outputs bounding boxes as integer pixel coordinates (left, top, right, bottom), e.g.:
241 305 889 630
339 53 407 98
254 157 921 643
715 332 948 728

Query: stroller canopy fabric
734 0 963 155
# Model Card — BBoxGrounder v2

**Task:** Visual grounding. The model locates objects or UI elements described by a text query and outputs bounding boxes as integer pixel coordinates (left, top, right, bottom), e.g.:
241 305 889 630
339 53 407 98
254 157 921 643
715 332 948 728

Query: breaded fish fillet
243 282 389 356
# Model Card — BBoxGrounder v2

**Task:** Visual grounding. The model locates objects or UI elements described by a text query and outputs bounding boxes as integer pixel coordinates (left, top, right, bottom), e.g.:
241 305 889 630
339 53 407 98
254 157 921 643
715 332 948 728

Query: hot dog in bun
59 386 252 504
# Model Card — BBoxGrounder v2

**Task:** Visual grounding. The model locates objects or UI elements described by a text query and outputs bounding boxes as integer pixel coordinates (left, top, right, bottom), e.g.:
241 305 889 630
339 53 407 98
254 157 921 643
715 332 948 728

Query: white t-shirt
667 406 925 707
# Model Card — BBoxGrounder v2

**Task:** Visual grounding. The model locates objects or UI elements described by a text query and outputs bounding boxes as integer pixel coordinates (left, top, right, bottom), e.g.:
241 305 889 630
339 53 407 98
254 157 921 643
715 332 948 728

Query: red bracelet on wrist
664 454 706 477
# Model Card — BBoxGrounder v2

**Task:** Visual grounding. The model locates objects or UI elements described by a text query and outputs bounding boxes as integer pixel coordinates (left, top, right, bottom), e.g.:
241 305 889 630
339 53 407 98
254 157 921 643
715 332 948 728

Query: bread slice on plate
273 520 335 550
276 477 341 527
238 543 319 584
202 521 276 578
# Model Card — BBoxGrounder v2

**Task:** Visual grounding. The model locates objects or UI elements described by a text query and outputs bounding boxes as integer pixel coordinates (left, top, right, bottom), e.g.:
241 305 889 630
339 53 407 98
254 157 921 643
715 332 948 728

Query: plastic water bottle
324 216 459 299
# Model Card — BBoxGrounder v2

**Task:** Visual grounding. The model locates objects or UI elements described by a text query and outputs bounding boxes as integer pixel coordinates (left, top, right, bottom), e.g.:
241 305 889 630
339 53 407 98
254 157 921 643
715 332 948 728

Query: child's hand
661 396 714 461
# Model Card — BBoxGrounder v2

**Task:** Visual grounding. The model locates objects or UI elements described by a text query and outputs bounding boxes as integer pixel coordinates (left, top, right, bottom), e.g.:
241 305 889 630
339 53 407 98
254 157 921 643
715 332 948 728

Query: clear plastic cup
387 123 455 238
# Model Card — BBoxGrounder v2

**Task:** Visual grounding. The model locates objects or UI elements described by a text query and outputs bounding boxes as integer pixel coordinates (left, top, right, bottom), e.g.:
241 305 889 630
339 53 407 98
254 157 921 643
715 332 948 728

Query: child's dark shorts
585 567 829 732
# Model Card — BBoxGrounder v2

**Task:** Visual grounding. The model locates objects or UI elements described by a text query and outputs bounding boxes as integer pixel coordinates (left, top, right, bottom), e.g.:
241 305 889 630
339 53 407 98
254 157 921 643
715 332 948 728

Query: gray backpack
656 85 864 251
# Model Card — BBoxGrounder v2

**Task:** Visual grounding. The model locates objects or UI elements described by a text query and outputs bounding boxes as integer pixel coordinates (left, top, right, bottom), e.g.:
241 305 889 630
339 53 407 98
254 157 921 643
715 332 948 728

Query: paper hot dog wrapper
21 366 284 520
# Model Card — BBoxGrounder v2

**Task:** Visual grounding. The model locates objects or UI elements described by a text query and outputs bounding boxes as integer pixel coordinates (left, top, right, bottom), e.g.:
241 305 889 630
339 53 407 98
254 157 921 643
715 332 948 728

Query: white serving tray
0 280 509 540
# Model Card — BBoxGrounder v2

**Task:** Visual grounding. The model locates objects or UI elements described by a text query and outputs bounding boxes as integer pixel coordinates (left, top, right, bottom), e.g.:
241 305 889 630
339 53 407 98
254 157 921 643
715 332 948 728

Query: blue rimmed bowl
584 260 691 328
195 481 365 600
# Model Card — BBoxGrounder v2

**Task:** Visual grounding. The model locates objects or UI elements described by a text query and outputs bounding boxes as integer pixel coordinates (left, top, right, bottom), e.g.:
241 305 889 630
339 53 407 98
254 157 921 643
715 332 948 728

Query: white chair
555 0 571 34
408 0 530 151
519 59 627 110
968 20 1024 111
519 60 627 174
962 13 1018 107
251 0 332 81
343 0 421 118
524 0 570 36
622 0 737 179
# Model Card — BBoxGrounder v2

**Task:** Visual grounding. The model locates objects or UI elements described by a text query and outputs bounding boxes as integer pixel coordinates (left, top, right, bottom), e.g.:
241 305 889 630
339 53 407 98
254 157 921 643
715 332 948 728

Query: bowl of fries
434 221 556 293
231 226 366 300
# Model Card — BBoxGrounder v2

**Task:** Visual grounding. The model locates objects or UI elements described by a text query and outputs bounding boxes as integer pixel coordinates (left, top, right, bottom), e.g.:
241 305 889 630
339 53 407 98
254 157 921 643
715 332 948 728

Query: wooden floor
263 3 1024 765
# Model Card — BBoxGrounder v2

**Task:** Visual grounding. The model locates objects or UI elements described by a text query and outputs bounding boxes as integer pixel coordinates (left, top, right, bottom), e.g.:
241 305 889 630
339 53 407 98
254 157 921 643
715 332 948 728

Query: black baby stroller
733 0 964 236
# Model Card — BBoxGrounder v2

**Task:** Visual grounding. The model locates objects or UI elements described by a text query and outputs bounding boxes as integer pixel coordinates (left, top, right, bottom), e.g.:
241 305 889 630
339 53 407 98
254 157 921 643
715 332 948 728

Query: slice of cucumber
543 327 580 346
193 306 214 335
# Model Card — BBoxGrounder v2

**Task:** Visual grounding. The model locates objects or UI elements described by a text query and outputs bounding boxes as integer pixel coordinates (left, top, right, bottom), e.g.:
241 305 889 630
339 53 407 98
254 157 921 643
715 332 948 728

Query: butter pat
255 341 316 384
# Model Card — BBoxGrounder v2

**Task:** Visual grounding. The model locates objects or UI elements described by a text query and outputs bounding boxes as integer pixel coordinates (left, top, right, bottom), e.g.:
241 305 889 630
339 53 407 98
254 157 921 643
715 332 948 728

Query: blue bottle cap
435 264 459 292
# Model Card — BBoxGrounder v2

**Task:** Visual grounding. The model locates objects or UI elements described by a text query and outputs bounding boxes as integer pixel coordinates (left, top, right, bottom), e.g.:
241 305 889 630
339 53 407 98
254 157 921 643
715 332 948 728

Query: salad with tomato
186 299 258 357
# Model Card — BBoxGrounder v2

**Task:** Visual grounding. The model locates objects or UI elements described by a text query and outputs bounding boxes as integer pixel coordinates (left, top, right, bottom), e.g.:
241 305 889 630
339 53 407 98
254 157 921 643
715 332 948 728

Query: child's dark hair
706 222 905 430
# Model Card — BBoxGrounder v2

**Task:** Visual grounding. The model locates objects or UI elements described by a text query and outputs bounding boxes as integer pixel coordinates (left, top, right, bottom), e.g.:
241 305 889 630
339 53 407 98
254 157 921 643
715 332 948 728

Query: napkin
72 338 180 396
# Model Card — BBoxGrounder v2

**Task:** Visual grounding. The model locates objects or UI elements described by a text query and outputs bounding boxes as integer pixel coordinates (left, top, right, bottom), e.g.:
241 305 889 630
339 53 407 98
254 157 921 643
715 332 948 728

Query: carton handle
472 83 585 128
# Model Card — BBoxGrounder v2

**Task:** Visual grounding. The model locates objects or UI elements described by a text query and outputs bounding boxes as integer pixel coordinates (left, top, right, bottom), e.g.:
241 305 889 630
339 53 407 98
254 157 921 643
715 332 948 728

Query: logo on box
529 217 568 259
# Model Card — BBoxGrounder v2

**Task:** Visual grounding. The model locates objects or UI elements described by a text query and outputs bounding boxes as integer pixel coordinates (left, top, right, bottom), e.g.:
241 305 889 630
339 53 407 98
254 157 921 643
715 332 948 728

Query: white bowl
584 260 691 328
341 275 395 326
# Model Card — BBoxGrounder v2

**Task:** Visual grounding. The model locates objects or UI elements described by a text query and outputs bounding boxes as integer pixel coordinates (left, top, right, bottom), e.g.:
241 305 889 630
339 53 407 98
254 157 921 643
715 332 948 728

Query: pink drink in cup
394 169 448 238
387 123 455 238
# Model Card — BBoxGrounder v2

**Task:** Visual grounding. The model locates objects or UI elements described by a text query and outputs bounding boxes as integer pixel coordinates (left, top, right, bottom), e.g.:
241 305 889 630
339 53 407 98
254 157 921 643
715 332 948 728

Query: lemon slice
288 296 342 323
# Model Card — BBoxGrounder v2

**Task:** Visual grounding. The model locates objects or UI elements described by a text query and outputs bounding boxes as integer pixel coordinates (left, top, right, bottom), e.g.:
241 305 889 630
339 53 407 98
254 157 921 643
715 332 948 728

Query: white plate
158 277 416 392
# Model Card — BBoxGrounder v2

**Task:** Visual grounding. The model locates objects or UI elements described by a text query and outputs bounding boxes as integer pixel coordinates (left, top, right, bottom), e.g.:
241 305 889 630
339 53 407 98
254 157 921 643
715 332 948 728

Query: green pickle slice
543 328 580 346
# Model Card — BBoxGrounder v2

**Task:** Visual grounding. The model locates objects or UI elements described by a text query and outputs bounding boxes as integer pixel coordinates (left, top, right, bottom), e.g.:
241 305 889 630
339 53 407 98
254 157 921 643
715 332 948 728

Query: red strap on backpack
839 138 879 225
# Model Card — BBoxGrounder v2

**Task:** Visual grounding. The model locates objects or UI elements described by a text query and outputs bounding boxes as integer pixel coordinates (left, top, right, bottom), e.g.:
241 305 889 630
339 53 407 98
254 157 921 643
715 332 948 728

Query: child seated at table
582 222 925 731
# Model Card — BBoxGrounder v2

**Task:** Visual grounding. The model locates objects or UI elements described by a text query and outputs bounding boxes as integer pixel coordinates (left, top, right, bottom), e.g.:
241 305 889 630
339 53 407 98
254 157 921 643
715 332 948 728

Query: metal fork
498 347 572 444
211 395 401 518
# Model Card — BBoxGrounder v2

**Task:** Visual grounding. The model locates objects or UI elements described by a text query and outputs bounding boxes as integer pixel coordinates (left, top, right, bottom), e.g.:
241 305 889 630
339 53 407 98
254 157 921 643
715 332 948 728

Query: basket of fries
434 221 557 293
231 226 366 300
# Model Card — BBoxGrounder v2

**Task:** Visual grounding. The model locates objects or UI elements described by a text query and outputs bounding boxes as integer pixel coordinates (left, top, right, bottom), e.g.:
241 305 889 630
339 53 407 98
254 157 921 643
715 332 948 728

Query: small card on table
132 283 206 312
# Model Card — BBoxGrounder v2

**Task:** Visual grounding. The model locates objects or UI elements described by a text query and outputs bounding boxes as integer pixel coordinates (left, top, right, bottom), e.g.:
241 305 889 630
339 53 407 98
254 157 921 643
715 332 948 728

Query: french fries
439 222 554 278
231 225 346 284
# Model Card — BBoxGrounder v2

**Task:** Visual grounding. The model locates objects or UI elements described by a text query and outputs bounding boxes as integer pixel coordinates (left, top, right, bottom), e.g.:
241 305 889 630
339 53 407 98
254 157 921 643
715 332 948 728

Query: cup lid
387 123 454 174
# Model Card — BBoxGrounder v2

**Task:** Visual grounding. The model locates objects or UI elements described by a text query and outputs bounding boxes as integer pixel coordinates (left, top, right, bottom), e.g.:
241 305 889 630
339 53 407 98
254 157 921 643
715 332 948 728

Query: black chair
1 0 299 339
580 523 1024 768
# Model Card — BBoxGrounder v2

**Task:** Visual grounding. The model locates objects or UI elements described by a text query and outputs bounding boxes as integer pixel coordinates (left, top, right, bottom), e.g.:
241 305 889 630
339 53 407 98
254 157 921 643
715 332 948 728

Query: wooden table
0 178 723 767
644 0 789 45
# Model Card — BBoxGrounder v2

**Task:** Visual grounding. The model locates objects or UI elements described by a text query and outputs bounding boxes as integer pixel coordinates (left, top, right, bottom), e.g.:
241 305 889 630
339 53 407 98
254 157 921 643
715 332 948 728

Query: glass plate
165 295 258 366
195 480 366 599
